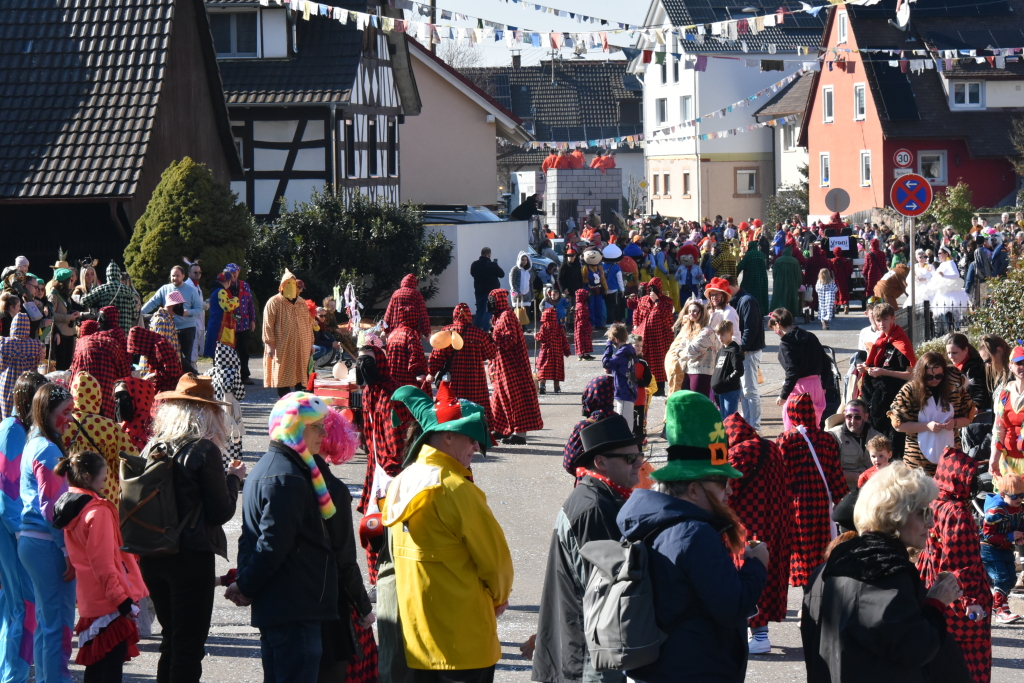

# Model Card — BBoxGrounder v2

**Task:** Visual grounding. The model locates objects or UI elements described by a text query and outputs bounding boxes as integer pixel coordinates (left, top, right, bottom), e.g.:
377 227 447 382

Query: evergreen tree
124 157 252 295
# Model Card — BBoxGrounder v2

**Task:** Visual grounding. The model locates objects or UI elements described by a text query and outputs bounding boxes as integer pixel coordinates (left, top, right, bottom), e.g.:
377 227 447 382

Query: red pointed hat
434 381 463 424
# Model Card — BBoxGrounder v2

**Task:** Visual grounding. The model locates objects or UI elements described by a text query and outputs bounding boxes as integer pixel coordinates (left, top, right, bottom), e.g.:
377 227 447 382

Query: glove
117 598 134 617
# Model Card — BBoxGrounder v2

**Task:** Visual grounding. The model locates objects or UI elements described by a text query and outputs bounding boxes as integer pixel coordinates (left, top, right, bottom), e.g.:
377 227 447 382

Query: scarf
575 467 633 499
865 323 916 368
268 392 336 518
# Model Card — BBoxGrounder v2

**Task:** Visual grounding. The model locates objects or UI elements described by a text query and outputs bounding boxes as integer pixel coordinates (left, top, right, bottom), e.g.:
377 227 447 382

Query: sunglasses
925 372 945 381
606 451 643 465
1007 493 1024 501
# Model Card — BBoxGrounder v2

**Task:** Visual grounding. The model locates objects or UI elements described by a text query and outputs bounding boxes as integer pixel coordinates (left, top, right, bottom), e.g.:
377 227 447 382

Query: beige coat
262 294 314 388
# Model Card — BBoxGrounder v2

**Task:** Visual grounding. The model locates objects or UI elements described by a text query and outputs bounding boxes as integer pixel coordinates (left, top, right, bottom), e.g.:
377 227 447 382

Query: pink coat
62 488 148 618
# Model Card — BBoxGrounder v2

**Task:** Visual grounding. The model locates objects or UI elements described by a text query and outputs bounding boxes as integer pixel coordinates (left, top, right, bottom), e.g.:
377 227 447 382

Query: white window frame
950 81 984 110
683 171 691 196
819 152 830 187
853 83 866 120
736 169 758 195
660 61 667 85
209 10 261 58
663 173 671 196
680 95 693 124
822 86 834 123
652 174 660 196
919 150 948 186
837 12 848 44
655 98 668 125
782 122 798 151
860 150 871 186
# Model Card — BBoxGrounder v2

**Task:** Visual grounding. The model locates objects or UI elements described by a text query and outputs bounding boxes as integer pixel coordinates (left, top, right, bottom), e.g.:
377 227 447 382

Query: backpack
119 439 203 557
579 526 671 671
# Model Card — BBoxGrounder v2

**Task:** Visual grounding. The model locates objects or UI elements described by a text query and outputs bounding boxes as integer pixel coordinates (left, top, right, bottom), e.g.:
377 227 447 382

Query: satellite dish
896 0 910 28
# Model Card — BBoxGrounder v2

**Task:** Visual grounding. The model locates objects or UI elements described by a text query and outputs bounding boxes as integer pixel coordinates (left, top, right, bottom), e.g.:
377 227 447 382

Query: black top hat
573 414 642 470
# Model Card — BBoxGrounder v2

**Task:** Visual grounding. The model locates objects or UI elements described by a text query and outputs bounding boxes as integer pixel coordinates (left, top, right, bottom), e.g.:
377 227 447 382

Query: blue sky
421 0 650 65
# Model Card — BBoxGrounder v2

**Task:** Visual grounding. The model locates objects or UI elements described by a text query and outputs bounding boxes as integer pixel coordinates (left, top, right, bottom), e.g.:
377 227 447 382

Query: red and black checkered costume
918 448 992 683
118 376 156 452
574 289 593 356
127 327 182 393
384 301 427 388
383 274 431 338
830 248 854 306
488 289 543 436
348 608 379 683
95 306 132 382
775 393 849 587
535 308 569 381
863 239 888 297
626 277 674 383
562 376 616 478
70 320 131 420
427 303 496 426
725 413 793 627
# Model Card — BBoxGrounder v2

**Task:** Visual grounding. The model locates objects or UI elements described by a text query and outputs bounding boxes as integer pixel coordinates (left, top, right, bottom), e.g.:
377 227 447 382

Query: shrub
123 158 252 295
970 266 1024 346
246 191 453 308
929 182 975 236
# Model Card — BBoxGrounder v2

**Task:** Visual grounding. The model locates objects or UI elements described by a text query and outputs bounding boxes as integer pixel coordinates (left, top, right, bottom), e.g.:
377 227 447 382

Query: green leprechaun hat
392 383 492 467
650 390 742 481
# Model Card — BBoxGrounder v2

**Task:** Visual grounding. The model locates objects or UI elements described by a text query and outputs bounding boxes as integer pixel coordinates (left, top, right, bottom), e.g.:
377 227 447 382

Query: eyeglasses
925 372 945 381
917 507 934 525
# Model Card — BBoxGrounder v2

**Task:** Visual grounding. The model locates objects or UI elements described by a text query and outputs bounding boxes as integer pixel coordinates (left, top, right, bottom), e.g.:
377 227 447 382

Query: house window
919 151 947 185
736 169 757 195
210 12 258 57
673 57 679 83
854 83 866 120
663 174 671 195
683 172 691 195
680 95 693 124
822 86 834 123
837 12 848 44
367 119 378 176
387 119 397 177
820 152 830 187
345 119 356 177
656 98 668 125
619 101 642 124
652 174 660 195
783 123 798 151
951 81 983 109
660 61 667 85
860 150 871 186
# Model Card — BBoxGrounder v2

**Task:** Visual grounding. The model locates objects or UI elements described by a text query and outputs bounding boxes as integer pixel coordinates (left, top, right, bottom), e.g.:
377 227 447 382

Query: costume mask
356 354 380 386
282 279 298 299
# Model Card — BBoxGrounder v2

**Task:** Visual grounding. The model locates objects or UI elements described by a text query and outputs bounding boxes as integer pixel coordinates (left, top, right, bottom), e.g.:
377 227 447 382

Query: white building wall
423 221 530 309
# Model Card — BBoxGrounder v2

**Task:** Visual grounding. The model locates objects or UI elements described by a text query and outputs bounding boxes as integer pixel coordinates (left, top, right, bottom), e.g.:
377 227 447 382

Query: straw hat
154 374 229 406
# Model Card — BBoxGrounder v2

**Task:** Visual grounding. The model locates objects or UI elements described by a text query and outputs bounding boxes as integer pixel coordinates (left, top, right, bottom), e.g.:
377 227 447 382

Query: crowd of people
0 203 1022 683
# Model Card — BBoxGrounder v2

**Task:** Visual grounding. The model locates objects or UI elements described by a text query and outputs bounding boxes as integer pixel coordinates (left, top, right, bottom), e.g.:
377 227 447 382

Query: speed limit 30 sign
894 148 913 168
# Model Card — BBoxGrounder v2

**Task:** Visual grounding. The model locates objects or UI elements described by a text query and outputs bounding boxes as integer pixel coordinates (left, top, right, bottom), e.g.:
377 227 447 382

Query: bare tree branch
437 41 484 71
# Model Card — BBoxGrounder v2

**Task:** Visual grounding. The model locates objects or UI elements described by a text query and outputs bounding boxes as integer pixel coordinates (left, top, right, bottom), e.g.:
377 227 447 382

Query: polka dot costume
61 371 139 505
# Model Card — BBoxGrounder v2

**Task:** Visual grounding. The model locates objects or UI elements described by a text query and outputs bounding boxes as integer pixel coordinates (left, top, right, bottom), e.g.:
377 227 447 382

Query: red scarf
576 467 633 499
865 324 917 368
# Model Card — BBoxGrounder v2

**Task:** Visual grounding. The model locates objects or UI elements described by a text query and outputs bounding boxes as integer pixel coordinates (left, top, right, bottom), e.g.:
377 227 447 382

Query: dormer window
951 81 983 109
837 12 848 44
210 11 258 57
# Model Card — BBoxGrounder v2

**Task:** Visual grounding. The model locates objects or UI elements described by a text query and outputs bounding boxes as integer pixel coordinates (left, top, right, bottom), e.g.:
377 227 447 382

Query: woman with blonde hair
801 462 967 681
815 268 838 330
665 299 720 398
140 375 246 683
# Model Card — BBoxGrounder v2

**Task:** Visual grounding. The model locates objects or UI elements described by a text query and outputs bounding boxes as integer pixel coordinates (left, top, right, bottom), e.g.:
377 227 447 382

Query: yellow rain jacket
381 445 514 670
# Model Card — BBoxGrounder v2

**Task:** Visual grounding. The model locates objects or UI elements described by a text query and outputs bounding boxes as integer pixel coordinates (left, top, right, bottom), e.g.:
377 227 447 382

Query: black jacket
510 197 543 221
558 256 585 295
236 441 338 628
731 288 765 353
959 354 990 412
532 476 626 683
171 439 239 559
711 342 745 394
778 325 825 400
470 257 504 297
802 532 971 683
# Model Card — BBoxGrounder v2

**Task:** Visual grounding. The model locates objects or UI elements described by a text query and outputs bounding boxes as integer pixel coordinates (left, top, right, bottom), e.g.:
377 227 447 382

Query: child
536 308 569 394
52 451 147 682
815 268 838 330
631 335 653 440
857 434 892 488
710 319 745 419
574 288 594 361
542 284 567 326
602 323 638 419
981 472 1024 623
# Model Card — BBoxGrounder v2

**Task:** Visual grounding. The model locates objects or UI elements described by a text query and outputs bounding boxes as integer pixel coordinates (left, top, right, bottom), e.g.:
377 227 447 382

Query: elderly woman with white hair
800 462 972 682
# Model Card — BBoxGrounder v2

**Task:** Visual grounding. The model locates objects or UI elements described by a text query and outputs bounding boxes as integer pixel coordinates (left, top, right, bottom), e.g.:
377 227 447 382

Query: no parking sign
890 174 932 217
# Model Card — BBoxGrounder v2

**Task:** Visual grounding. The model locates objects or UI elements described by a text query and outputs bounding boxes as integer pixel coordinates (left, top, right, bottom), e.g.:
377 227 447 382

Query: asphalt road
84 298 1024 683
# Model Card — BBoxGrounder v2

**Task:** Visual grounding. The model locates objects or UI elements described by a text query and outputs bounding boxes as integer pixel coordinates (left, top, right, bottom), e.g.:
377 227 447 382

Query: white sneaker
748 634 771 654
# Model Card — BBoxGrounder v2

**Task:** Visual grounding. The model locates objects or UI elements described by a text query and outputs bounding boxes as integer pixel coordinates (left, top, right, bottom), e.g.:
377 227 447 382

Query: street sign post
894 148 913 168
890 173 932 217
824 188 851 213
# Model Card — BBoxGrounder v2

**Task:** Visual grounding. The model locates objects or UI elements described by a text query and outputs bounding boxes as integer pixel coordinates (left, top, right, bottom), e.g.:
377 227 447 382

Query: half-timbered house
208 0 420 219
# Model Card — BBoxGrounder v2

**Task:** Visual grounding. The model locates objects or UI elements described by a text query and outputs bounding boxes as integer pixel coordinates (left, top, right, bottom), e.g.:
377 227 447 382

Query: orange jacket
61 488 148 618
553 155 572 169
541 154 558 172
569 150 586 169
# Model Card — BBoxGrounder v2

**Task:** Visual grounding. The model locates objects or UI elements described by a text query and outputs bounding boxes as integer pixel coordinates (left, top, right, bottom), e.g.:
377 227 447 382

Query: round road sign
824 188 851 213
890 173 933 217
894 148 913 168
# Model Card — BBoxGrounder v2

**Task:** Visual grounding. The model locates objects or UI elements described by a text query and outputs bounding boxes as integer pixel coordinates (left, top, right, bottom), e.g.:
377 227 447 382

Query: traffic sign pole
909 215 915 342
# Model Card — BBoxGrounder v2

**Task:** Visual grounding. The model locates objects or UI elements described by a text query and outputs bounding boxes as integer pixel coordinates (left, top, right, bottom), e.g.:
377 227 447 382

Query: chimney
512 53 521 68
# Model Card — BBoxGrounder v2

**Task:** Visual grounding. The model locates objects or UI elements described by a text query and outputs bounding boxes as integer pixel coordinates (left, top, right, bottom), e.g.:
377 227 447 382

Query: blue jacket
601 341 638 402
19 433 67 550
773 230 786 256
992 243 1008 277
236 441 338 628
731 288 765 353
141 283 204 330
617 489 766 683
0 417 27 535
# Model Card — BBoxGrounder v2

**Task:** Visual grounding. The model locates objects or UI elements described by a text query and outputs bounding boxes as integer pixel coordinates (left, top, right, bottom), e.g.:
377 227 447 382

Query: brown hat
154 373 229 406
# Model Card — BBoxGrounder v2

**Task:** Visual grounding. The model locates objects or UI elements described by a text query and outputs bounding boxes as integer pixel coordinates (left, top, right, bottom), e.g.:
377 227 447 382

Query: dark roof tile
753 71 812 117
661 0 825 53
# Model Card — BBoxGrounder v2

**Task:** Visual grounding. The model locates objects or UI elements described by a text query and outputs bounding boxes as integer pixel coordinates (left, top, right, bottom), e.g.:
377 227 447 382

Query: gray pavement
93 300 1024 683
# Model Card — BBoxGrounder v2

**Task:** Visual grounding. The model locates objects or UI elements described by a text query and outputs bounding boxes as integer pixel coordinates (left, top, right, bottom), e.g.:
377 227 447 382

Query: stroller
820 345 843 430
965 411 995 529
